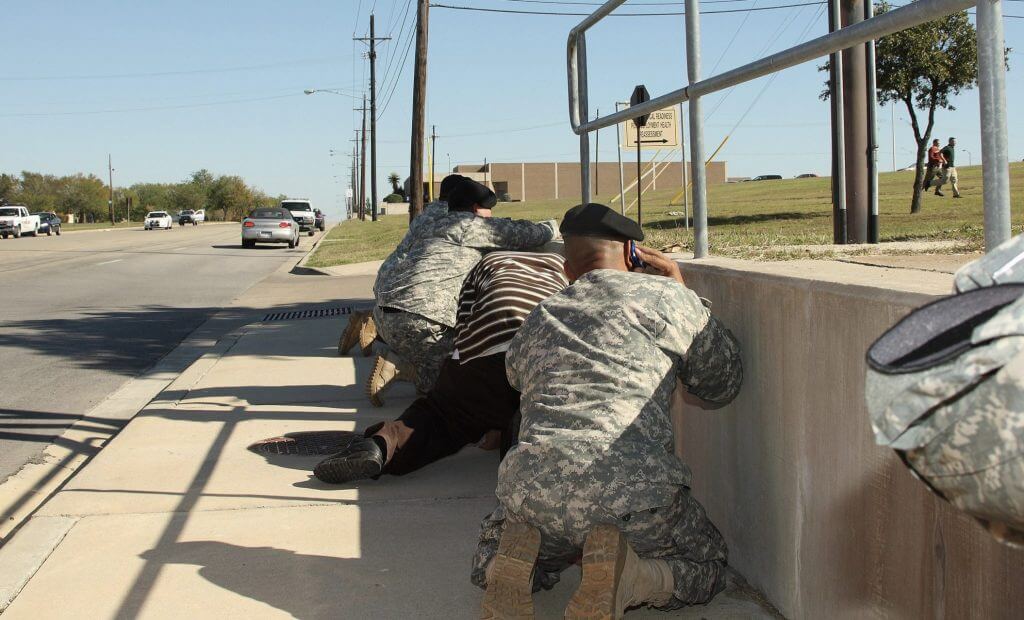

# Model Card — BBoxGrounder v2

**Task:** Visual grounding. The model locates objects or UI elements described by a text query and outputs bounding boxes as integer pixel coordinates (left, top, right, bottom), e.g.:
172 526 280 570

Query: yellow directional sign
622 105 679 150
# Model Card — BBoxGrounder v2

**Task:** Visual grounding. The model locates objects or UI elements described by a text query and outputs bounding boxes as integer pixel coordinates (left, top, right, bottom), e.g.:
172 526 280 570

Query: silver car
241 207 300 248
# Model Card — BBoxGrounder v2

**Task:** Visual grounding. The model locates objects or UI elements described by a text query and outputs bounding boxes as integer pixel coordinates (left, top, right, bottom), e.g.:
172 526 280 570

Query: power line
0 93 304 118
0 55 353 81
430 1 827 16
495 0 756 4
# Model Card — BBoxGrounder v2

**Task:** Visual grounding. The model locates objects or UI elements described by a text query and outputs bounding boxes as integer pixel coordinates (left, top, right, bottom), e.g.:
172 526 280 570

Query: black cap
448 178 497 212
559 203 644 242
438 174 467 201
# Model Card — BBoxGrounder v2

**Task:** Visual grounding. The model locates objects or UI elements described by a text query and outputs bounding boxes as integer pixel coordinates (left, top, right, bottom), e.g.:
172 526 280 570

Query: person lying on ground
315 250 570 484
473 203 744 619
357 177 557 405
338 174 467 357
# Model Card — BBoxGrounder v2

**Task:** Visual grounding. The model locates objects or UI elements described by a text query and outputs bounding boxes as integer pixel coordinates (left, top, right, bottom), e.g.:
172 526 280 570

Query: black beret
448 178 497 211
438 174 467 201
559 203 644 242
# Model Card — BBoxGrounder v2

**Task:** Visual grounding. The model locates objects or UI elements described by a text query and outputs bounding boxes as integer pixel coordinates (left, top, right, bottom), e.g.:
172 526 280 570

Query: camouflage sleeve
464 217 556 251
659 286 743 406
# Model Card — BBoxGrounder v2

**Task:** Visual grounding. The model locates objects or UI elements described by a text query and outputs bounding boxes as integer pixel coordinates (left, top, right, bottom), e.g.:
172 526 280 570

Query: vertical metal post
636 138 643 226
578 37 591 205
890 103 897 172
865 0 879 243
976 0 1011 252
684 0 708 257
615 101 626 214
828 0 848 243
680 102 689 231
841 0 869 243
594 108 600 197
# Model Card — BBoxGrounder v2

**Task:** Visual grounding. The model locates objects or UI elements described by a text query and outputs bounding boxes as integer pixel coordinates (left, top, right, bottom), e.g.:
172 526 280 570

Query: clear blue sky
3 0 1022 221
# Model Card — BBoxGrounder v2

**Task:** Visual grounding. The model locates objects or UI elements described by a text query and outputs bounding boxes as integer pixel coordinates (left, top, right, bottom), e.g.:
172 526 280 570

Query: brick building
442 160 727 202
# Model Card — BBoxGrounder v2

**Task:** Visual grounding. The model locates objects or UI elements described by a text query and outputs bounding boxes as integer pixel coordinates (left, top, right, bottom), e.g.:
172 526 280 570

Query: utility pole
355 14 390 222
840 0 869 243
430 125 438 202
350 133 363 220
594 108 599 198
409 0 429 221
357 97 369 221
107 154 114 225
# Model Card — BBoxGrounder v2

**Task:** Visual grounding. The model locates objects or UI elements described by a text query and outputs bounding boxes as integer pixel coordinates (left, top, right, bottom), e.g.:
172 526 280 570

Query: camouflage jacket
373 210 557 327
498 269 743 509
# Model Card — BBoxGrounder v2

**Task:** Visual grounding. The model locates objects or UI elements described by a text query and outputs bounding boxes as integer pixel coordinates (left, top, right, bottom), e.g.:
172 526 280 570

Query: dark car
179 210 195 226
314 209 326 232
752 175 783 181
796 173 819 179
34 212 62 236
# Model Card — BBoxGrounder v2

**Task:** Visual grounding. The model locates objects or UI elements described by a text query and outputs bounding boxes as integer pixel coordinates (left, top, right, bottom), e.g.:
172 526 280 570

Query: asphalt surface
0 223 323 483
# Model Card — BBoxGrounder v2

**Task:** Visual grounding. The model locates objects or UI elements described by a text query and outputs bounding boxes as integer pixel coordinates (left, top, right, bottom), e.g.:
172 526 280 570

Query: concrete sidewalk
0 279 776 618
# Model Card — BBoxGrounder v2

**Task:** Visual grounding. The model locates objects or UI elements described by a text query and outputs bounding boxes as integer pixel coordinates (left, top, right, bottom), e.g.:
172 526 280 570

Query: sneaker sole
481 523 541 619
313 454 382 484
564 525 628 620
358 323 377 357
248 431 359 456
366 355 387 407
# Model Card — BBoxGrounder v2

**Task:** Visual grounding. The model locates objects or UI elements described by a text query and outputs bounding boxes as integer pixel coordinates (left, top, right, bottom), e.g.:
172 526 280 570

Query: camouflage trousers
373 306 455 393
470 481 728 607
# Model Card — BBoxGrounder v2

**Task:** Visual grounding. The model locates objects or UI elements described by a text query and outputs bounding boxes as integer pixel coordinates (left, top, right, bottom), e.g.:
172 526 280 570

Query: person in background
934 137 961 198
923 138 945 190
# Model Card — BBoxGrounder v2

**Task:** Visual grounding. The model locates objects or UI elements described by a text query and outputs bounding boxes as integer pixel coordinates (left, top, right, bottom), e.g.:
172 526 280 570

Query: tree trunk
910 139 928 214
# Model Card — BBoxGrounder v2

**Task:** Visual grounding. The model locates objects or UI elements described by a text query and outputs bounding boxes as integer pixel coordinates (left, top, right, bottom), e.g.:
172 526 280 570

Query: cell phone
628 241 647 269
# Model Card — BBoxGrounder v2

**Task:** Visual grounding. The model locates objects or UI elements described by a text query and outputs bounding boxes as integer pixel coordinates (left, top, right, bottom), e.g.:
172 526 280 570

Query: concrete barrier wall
674 258 1024 619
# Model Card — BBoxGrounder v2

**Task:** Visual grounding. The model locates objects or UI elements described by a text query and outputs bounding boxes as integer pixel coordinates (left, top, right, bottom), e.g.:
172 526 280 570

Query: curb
292 224 335 275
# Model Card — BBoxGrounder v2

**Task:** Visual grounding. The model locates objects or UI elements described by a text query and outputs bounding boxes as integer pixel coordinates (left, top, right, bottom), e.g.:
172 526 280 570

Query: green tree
0 173 18 204
168 183 205 214
17 172 61 212
823 4 1004 213
58 174 106 222
208 175 250 221
387 172 405 198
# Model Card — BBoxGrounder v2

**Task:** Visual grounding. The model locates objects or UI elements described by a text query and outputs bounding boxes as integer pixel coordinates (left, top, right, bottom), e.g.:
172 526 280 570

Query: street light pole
107 154 114 225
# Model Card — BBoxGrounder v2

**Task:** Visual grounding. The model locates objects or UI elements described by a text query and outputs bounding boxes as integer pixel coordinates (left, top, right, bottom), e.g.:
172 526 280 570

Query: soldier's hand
635 245 684 285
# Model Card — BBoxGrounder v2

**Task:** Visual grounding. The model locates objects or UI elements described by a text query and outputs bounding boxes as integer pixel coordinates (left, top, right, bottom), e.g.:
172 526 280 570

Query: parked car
796 173 819 179
751 175 783 181
34 212 62 236
178 209 205 226
144 211 174 230
314 209 326 232
241 207 300 248
282 199 316 236
0 205 41 239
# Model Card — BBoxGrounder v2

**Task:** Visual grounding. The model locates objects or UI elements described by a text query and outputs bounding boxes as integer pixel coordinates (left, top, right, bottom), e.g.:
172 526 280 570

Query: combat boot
338 310 372 356
481 522 541 619
357 313 378 356
564 525 674 620
365 351 417 407
313 436 385 484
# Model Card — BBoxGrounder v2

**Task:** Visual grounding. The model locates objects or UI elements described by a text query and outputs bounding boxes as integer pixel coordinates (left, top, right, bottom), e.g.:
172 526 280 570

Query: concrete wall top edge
677 257 953 305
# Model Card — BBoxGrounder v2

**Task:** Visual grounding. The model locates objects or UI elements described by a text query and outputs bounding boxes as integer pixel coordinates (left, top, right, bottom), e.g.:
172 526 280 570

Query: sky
2 0 1022 222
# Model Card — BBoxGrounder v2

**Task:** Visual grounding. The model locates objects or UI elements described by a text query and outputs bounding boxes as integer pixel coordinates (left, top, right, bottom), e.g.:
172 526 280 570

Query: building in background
445 161 727 202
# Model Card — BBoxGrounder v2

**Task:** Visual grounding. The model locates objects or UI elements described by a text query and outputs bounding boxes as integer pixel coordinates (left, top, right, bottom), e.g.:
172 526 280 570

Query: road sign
630 85 650 127
622 105 680 150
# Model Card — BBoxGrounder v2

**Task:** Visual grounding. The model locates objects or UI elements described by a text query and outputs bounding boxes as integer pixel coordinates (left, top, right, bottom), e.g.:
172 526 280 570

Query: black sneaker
935 190 945 197
314 436 384 484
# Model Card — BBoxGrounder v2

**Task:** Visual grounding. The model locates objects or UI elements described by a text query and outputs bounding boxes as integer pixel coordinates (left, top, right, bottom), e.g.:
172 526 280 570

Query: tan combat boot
338 310 372 356
481 522 541 619
365 351 417 407
564 525 674 620
357 313 377 357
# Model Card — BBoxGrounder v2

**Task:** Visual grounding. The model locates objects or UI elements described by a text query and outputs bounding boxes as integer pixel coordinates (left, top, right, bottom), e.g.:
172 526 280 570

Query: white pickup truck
282 199 316 237
0 205 41 239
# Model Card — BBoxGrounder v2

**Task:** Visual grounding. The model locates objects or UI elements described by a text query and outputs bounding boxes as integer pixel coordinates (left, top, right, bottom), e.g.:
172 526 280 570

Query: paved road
0 223 322 483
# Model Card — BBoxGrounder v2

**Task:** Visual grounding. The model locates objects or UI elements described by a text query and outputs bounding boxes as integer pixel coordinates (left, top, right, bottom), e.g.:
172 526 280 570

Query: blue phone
629 241 647 269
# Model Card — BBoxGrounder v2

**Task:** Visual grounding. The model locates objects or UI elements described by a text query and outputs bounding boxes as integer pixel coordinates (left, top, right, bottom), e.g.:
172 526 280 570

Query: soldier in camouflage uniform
367 177 557 404
338 175 467 359
474 203 743 619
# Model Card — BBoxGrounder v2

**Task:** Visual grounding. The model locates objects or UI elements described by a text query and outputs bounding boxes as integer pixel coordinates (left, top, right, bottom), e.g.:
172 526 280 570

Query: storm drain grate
261 306 352 322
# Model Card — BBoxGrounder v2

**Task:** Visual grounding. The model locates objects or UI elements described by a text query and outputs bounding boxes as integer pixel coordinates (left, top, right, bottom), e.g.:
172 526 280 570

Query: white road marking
97 258 123 265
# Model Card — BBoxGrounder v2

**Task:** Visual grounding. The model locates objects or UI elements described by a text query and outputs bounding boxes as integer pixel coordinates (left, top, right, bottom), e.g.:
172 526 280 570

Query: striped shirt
453 251 568 364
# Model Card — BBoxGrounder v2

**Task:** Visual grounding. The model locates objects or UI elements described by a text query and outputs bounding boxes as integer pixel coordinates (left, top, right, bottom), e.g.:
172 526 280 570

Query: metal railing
567 0 1011 257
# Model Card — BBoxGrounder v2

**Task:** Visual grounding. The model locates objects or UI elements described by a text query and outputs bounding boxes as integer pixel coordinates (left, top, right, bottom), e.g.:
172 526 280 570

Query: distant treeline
0 169 282 223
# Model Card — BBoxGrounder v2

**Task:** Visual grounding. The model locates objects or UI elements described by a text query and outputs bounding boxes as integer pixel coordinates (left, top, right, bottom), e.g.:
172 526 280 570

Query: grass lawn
308 163 1024 267
61 222 134 231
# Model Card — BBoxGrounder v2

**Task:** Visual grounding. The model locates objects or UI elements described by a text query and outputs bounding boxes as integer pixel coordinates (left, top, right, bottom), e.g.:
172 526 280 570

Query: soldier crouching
472 203 743 618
